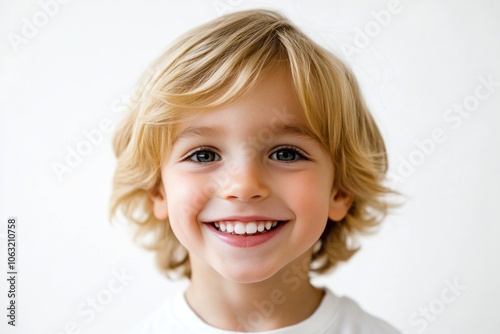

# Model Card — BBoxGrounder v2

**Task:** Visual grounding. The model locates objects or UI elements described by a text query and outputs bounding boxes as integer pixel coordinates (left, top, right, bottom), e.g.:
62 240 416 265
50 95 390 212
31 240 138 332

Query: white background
1 0 499 333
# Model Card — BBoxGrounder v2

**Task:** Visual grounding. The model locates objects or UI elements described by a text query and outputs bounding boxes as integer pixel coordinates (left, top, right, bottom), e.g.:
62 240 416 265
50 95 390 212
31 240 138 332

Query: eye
186 148 221 163
270 147 307 162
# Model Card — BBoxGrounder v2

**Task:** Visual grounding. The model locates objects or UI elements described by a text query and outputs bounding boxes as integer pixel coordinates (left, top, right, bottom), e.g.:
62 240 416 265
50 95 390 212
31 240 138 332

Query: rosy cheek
166 172 209 219
280 173 331 220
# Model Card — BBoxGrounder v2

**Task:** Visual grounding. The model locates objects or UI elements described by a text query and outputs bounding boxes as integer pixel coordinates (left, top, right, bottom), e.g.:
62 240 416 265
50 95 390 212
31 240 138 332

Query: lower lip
205 222 288 248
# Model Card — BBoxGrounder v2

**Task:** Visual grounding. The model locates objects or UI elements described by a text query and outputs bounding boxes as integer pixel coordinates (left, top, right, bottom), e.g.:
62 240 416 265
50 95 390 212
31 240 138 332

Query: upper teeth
214 221 279 235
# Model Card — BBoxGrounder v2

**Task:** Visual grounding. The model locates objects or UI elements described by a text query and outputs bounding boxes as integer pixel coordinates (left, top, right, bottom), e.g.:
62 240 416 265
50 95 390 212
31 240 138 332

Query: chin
215 262 283 284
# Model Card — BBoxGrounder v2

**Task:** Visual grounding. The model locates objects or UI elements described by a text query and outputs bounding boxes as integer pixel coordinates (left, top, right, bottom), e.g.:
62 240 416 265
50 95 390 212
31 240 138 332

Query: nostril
221 186 270 202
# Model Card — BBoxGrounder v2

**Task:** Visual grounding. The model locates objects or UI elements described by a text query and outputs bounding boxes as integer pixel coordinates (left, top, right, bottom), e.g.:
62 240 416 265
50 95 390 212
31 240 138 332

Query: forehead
170 68 314 138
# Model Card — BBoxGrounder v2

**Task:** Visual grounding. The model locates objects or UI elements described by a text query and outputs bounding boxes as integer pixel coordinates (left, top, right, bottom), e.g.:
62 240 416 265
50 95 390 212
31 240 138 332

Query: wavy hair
110 9 394 278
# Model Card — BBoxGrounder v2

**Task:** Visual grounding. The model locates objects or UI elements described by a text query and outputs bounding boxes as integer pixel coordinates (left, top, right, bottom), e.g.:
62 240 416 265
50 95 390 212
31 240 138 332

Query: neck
185 254 324 332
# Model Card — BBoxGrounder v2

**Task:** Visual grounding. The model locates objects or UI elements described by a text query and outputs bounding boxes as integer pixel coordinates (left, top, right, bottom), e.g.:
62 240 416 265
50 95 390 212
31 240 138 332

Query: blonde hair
110 9 393 278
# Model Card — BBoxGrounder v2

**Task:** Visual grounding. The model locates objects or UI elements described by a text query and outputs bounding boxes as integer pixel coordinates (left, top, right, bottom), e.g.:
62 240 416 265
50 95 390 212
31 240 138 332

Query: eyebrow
271 124 318 141
173 126 228 144
172 123 318 144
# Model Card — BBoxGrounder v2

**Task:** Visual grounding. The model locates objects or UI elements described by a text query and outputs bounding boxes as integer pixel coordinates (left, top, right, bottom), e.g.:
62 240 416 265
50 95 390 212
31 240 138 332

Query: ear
149 183 168 220
328 189 353 222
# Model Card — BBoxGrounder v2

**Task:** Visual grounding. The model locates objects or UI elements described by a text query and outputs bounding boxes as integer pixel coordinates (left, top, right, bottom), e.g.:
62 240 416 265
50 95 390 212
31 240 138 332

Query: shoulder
323 288 401 334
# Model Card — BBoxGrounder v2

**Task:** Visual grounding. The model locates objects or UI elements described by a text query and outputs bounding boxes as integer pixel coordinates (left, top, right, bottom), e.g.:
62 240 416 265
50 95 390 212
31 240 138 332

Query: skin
151 67 352 331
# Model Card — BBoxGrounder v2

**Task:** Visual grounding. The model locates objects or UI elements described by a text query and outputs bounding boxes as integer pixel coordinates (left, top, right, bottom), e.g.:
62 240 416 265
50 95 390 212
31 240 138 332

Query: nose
218 159 270 202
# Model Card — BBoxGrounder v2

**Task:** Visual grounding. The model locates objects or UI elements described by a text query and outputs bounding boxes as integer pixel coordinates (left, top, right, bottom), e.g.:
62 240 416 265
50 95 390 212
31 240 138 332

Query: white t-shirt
128 288 400 334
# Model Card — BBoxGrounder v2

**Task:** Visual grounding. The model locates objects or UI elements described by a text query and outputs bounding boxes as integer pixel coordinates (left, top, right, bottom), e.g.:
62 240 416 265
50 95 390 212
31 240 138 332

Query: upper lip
204 215 286 223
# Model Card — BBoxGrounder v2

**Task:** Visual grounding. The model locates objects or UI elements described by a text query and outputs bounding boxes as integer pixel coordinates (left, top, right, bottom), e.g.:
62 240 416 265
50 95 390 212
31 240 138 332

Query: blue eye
270 147 306 162
188 149 221 163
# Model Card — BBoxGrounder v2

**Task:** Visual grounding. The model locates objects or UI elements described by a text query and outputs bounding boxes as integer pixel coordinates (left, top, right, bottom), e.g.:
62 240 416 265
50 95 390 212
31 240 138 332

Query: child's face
152 69 351 283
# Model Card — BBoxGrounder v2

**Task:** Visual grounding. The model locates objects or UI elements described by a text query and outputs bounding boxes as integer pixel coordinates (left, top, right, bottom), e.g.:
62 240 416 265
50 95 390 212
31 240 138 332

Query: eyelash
182 145 310 164
269 145 309 162
183 146 220 164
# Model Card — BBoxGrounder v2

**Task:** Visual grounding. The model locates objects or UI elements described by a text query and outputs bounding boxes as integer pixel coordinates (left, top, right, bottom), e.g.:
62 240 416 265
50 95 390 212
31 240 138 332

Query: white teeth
234 223 246 235
214 221 282 234
246 222 257 234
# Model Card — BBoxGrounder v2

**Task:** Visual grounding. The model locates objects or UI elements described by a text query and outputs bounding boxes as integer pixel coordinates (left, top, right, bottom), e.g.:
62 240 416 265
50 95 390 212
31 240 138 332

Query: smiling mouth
210 221 286 235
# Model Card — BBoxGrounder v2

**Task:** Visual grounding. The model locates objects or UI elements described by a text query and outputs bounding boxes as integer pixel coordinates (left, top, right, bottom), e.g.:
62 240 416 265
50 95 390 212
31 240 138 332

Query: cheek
163 171 209 237
165 170 208 208
278 171 332 229
286 170 331 205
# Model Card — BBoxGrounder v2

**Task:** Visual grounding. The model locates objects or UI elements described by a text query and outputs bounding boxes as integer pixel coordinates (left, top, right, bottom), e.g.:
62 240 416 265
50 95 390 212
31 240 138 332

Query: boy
111 9 399 333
